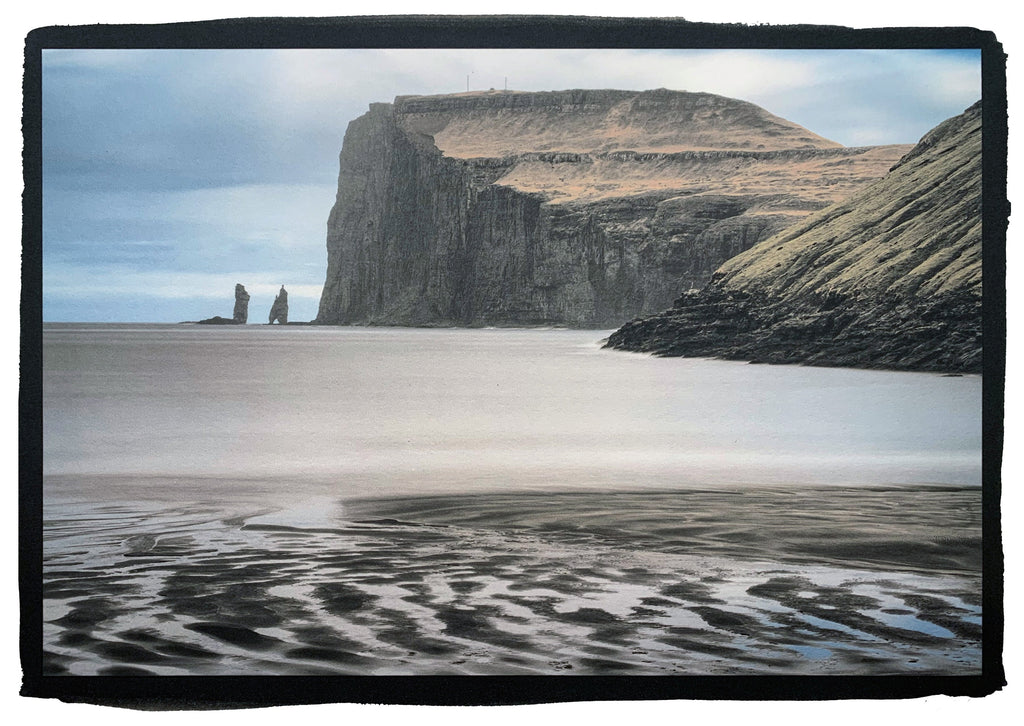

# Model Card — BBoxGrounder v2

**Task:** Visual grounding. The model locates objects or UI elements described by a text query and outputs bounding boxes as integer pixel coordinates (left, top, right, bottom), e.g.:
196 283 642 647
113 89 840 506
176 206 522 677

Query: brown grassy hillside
606 102 982 372
716 102 981 299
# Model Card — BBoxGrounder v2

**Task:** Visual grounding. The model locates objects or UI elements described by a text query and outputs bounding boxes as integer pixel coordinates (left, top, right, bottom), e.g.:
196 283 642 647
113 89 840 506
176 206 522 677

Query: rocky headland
315 89 910 327
606 102 982 373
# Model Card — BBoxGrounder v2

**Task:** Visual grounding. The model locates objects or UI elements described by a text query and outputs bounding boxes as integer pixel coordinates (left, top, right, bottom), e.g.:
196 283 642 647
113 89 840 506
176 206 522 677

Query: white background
4 1 1018 723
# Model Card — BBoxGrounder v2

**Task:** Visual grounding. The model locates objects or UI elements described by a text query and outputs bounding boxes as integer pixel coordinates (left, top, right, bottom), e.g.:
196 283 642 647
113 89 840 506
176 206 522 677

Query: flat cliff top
714 101 982 299
394 88 843 158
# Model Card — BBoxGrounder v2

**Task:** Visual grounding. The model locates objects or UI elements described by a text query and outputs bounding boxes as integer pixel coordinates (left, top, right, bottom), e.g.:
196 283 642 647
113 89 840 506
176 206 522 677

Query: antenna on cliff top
505 76 507 91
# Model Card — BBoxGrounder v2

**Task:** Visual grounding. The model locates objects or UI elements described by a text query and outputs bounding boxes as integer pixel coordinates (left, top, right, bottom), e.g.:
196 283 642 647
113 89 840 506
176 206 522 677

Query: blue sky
41 48 982 323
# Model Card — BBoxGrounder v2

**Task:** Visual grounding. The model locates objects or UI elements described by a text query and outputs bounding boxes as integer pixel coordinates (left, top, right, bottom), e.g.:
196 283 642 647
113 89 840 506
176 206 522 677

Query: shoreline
43 479 983 580
42 483 982 676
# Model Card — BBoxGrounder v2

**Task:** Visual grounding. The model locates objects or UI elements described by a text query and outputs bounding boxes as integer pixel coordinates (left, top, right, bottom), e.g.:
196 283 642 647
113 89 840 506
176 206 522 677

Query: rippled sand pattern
43 488 982 676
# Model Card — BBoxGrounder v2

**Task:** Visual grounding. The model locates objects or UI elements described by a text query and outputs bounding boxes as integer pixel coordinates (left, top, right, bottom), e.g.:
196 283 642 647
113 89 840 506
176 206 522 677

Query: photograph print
21 16 1007 706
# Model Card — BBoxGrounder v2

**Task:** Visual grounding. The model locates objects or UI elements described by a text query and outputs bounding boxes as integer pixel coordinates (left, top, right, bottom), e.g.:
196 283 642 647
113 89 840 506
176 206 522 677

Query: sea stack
268 286 289 324
197 283 249 324
233 284 250 323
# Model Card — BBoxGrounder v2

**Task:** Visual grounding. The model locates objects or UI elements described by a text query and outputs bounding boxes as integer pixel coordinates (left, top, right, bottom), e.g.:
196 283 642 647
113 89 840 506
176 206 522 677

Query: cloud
43 181 336 321
45 182 336 270
43 50 352 193
732 50 981 146
45 264 324 301
255 48 979 145
259 48 830 129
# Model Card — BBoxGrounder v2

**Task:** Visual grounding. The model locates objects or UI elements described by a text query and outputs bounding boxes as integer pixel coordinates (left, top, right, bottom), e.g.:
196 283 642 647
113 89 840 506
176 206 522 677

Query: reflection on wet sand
43 486 981 676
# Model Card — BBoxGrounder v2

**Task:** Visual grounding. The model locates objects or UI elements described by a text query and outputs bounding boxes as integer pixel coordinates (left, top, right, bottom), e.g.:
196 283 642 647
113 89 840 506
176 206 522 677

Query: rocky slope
315 89 910 327
606 102 982 373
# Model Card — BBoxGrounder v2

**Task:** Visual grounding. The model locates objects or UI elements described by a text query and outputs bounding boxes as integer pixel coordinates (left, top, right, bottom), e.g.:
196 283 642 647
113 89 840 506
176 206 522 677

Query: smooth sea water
43 323 981 495
40 324 984 676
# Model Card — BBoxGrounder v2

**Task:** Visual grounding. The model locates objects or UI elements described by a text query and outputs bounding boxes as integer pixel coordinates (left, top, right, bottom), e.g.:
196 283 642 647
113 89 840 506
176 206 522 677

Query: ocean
40 324 983 675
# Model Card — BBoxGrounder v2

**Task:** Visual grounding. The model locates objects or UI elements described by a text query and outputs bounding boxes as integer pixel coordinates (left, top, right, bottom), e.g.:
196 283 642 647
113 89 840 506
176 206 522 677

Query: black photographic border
19 15 1009 708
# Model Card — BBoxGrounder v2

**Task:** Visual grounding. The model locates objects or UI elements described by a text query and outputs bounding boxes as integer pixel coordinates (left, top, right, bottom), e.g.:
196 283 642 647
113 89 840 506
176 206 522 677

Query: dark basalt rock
195 316 240 326
268 286 289 325
233 284 250 323
606 287 981 373
195 283 249 325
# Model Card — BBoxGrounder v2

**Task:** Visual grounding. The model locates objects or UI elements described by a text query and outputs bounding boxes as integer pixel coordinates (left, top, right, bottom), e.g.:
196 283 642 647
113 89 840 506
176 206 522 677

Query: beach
40 325 983 676
43 480 981 676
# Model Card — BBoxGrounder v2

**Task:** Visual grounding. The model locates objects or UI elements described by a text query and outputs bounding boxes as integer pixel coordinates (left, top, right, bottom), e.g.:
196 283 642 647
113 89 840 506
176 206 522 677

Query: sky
40 47 982 323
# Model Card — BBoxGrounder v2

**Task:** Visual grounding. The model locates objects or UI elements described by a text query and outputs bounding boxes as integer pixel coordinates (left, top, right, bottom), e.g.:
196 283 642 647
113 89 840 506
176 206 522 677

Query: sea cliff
315 89 909 327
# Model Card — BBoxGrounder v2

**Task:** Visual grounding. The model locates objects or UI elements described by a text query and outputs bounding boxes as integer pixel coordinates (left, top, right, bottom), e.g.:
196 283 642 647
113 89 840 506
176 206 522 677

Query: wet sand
42 482 981 676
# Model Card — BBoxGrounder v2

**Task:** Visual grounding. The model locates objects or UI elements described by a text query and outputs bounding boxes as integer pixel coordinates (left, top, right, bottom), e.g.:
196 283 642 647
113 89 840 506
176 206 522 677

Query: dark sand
42 483 981 676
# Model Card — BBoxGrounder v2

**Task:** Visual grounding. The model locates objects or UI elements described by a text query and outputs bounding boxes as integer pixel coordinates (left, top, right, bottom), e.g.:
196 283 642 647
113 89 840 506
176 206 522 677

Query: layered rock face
268 286 289 324
233 284 250 323
606 102 982 373
316 89 910 327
